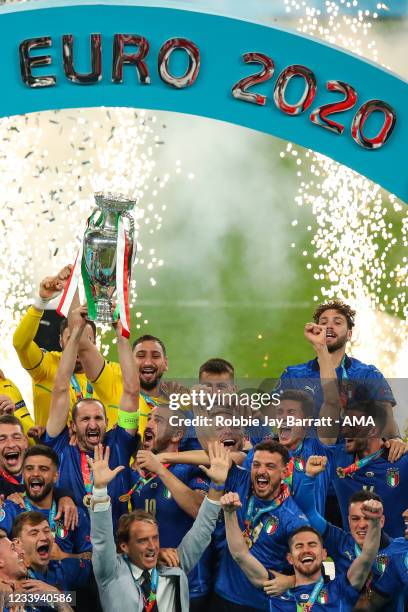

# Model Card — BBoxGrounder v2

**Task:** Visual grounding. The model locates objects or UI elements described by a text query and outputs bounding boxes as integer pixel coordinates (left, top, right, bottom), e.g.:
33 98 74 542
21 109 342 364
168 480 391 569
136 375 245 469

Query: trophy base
95 300 114 324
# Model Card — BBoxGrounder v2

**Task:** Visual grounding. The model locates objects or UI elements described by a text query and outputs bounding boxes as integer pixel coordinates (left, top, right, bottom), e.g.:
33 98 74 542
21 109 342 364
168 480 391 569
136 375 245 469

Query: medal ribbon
80 450 94 494
125 561 158 612
243 484 290 546
0 470 20 485
295 576 325 611
284 440 304 489
337 448 383 479
116 215 132 339
70 374 93 401
24 498 57 532
130 464 171 498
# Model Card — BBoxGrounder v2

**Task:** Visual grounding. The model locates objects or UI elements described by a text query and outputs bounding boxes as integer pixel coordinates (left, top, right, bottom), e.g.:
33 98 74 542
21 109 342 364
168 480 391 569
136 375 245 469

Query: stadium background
0 0 407 431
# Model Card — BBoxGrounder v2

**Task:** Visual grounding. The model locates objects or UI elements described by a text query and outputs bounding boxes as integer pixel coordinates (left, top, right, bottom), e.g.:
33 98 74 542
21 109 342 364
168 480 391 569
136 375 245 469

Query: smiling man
0 446 90 558
212 440 309 611
220 490 384 612
331 400 408 538
89 442 229 612
11 511 91 598
132 405 210 610
275 300 400 443
76 329 170 436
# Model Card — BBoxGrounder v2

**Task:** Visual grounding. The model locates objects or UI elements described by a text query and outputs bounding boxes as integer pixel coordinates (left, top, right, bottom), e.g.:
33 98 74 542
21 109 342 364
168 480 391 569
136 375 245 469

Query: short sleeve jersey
131 464 209 547
215 464 309 610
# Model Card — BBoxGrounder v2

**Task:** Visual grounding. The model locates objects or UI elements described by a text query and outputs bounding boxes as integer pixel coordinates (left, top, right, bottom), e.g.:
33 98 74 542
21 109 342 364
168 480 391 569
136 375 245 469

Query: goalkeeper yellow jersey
93 360 164 435
12 306 102 427
0 376 35 442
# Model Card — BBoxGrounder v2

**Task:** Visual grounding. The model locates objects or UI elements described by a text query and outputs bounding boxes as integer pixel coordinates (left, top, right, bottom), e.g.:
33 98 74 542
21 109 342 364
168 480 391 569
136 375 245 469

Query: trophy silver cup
83 192 136 324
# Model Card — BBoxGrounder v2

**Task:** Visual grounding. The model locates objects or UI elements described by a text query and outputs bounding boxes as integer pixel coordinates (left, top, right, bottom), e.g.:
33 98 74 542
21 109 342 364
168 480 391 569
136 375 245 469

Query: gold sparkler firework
281 0 408 383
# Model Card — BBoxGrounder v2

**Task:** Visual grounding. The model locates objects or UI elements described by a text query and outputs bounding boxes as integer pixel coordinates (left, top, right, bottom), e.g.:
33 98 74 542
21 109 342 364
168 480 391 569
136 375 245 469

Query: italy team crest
317 589 329 604
376 554 388 574
386 467 400 488
264 516 279 535
162 488 172 499
55 521 68 539
294 456 305 471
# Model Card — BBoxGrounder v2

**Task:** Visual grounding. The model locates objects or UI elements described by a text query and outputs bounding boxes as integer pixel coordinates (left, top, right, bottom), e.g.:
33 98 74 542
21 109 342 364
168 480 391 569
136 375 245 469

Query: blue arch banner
1 0 407 202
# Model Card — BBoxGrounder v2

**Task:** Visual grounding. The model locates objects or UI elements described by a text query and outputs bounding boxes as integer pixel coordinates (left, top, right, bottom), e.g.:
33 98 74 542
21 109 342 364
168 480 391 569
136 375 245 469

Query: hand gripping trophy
57 192 137 337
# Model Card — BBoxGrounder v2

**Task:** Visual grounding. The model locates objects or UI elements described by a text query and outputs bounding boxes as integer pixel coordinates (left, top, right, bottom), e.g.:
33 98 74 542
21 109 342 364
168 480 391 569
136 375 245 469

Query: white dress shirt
129 563 177 612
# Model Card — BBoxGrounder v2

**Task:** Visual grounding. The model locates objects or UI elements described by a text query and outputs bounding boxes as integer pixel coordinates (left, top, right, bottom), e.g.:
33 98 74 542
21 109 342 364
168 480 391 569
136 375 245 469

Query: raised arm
177 442 230 574
347 500 383 591
115 321 139 435
13 266 72 370
295 456 328 534
221 492 268 587
304 323 341 444
136 450 205 518
46 305 88 437
88 444 125 585
77 330 105 383
157 449 246 466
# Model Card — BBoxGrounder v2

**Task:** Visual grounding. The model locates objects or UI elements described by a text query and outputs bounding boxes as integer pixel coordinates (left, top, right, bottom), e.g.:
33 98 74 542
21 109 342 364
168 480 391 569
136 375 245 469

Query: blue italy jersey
131 464 209 546
0 499 91 553
332 445 408 537
28 558 92 591
269 575 359 611
215 464 309 610
243 438 334 515
42 426 137 529
276 355 395 417
373 537 408 611
131 463 210 598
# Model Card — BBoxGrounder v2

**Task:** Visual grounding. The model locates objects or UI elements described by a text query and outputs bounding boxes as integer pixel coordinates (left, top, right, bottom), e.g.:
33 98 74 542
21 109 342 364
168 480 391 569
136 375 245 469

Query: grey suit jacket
90 496 221 612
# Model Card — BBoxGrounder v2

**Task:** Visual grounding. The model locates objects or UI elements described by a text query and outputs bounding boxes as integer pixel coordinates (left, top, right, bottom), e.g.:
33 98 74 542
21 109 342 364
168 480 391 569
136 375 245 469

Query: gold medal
119 493 131 503
83 493 92 507
336 467 346 479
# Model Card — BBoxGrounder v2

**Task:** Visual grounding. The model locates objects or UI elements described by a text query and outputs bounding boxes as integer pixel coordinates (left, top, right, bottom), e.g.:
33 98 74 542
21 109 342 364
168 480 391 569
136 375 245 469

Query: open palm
88 444 124 488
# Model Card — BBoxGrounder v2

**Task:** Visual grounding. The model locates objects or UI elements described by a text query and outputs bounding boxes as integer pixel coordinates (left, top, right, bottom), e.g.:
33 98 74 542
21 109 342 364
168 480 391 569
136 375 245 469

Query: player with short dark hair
43 304 140 530
294 455 406 610
212 440 309 610
0 444 90 557
220 490 384 611
12 510 92 606
133 405 210 610
331 402 408 538
275 300 401 445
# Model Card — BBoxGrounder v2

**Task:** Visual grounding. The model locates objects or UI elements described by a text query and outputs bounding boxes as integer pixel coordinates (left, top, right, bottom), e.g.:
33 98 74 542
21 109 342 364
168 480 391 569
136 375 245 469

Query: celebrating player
43 304 139 528
276 300 402 445
212 440 309 611
295 454 406 610
0 445 90 558
220 490 384 611
13 266 97 427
